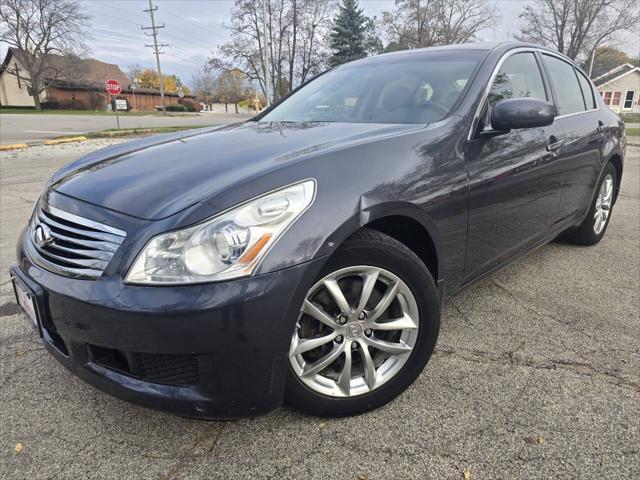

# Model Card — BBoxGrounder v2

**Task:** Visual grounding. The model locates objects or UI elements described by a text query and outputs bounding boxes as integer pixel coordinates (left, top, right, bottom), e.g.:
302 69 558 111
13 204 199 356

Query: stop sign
105 79 122 96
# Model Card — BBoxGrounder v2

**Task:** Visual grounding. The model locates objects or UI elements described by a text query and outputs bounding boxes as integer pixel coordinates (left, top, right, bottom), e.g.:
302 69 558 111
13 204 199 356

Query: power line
143 0 168 114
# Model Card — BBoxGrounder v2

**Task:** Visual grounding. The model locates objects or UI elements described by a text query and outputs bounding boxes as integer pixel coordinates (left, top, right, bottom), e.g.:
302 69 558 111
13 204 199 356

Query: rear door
464 50 566 282
541 54 604 221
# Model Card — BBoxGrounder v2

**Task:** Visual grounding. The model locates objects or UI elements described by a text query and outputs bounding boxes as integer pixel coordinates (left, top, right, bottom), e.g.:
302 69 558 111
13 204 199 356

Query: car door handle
546 139 565 152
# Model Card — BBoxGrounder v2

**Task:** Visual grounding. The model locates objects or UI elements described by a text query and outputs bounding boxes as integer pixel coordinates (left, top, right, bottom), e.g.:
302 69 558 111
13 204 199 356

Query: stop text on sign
105 79 122 96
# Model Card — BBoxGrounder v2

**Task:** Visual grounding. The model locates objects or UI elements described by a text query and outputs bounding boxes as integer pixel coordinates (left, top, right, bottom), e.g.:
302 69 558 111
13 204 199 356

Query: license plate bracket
11 273 41 333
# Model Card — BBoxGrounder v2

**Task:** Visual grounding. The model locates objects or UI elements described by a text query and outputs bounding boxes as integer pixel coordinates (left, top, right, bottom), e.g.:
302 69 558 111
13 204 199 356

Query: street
0 112 252 145
0 139 639 479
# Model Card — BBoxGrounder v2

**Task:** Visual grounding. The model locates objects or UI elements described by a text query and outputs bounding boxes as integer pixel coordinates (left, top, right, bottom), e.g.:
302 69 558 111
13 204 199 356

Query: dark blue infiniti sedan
11 42 625 418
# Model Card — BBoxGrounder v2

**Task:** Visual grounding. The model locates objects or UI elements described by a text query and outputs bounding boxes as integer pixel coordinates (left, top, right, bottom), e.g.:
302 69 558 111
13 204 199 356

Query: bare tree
0 0 90 109
214 69 248 113
191 64 217 107
296 0 334 83
382 0 497 51
211 0 334 103
518 0 639 63
127 64 145 83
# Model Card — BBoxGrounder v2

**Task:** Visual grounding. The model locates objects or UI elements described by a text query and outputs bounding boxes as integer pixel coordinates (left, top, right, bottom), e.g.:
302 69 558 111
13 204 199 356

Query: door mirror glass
491 97 556 131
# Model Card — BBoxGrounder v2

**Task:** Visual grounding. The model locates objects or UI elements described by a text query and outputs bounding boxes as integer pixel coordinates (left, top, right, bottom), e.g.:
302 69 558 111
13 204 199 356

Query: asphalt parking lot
1 140 638 479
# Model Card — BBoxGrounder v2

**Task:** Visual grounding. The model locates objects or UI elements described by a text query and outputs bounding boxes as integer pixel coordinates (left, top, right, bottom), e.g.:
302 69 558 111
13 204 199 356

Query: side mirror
490 98 556 131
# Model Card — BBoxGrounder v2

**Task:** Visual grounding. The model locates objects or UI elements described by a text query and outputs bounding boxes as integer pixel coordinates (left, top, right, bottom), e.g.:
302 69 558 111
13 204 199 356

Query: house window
623 90 635 109
611 91 621 106
603 91 612 105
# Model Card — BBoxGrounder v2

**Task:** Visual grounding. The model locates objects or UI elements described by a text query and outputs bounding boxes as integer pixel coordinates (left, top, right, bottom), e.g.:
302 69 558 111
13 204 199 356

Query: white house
594 63 640 114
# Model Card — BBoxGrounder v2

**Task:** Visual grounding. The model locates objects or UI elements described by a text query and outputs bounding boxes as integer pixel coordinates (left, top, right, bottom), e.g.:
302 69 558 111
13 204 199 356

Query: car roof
348 41 576 68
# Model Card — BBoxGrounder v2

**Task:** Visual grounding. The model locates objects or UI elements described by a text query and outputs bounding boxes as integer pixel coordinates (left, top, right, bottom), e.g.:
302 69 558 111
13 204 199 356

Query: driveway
1 140 638 479
0 112 252 145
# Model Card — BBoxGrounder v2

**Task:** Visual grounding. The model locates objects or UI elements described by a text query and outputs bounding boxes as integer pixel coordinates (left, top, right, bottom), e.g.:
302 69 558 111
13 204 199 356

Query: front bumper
13 237 326 419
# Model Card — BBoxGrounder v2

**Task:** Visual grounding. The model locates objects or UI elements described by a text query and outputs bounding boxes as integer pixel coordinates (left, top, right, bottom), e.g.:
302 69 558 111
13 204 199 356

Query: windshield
260 50 484 125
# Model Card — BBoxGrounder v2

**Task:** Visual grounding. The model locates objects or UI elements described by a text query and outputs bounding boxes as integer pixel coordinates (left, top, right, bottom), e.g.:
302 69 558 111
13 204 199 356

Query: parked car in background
11 42 625 418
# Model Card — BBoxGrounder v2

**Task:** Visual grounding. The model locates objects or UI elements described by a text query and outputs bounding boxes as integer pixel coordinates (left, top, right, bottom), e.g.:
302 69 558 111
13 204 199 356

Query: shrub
178 99 199 112
166 104 187 112
58 99 87 110
41 101 60 110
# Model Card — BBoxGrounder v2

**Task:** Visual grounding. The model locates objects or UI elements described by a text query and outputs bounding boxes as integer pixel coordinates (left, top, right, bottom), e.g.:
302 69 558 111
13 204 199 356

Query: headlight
126 179 316 285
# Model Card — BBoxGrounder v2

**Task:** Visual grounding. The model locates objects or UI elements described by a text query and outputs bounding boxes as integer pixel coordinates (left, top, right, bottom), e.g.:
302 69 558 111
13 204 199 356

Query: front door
464 51 565 282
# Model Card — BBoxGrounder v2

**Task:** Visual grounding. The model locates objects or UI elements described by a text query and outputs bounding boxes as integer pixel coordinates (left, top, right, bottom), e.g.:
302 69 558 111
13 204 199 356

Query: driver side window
483 52 547 130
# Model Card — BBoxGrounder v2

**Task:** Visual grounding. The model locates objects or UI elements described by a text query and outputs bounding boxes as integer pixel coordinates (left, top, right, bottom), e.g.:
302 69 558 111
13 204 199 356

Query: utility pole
262 0 271 107
143 0 168 115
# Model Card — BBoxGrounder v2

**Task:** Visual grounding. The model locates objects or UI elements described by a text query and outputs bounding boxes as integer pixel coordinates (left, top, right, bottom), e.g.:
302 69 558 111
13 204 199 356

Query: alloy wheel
594 173 613 235
289 265 420 397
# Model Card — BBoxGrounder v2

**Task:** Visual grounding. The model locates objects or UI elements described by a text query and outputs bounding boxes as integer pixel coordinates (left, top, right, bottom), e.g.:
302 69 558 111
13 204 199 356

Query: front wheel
285 229 440 417
562 162 617 246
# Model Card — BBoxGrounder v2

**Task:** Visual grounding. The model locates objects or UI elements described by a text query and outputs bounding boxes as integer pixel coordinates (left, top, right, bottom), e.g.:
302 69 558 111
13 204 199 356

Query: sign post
105 79 122 129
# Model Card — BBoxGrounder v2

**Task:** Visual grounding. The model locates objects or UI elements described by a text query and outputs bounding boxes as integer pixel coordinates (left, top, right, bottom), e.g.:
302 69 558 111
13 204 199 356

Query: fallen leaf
463 469 471 480
15 443 23 454
15 351 26 357
358 475 369 480
537 436 545 444
319 422 326 428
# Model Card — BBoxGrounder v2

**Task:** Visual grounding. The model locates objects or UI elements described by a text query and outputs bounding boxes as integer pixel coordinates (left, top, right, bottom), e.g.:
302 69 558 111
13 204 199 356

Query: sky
2 0 639 88
76 0 530 86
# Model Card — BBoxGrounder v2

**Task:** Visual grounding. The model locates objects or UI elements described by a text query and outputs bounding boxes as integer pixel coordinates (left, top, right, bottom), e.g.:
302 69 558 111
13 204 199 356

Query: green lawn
78 125 210 138
620 113 640 123
626 127 639 137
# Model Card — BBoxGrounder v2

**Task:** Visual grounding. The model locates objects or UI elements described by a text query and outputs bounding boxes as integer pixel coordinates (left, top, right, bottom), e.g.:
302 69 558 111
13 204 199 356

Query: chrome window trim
467 47 601 141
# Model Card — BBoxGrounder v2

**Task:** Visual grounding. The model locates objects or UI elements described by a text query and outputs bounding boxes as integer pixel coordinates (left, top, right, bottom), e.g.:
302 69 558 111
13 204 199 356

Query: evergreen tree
329 0 370 67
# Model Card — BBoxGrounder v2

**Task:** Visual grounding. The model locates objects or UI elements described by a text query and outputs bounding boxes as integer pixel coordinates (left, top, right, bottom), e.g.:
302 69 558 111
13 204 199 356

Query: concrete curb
43 136 87 145
0 143 28 151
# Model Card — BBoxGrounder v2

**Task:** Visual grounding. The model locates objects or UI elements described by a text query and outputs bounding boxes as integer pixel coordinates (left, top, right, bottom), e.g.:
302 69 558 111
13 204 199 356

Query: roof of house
593 63 640 87
2 48 131 89
2 48 197 98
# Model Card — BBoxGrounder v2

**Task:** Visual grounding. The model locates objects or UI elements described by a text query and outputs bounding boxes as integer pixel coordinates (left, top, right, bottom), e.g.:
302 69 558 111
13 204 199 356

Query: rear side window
542 54 585 115
576 70 596 109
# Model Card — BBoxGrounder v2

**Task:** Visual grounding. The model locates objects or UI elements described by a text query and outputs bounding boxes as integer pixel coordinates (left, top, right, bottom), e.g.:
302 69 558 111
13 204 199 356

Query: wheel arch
608 153 623 204
344 202 443 285
364 216 439 283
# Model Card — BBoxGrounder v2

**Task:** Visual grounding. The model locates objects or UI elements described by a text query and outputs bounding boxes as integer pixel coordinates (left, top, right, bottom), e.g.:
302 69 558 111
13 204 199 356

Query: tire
562 162 617 246
285 228 440 417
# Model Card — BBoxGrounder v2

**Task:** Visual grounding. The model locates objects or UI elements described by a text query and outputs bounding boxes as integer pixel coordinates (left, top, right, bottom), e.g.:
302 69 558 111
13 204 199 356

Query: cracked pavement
1 141 639 479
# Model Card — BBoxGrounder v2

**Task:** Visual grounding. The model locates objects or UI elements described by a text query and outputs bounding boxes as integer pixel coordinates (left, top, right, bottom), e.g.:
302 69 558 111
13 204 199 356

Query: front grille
88 344 199 386
28 204 126 279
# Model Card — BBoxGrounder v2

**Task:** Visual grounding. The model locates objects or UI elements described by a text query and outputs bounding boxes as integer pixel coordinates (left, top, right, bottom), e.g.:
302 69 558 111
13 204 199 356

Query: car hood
51 122 418 220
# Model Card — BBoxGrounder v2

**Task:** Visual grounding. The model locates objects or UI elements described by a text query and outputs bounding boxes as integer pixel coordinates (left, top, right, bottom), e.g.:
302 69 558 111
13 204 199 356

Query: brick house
594 63 640 114
0 48 195 111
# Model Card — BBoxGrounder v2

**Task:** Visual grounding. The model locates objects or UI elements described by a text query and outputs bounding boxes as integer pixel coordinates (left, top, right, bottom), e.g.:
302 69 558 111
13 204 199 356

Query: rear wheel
285 229 440 417
563 162 617 246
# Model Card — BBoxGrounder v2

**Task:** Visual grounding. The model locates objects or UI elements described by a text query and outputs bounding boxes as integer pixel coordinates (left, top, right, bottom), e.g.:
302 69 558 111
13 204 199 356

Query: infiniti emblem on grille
34 223 53 247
